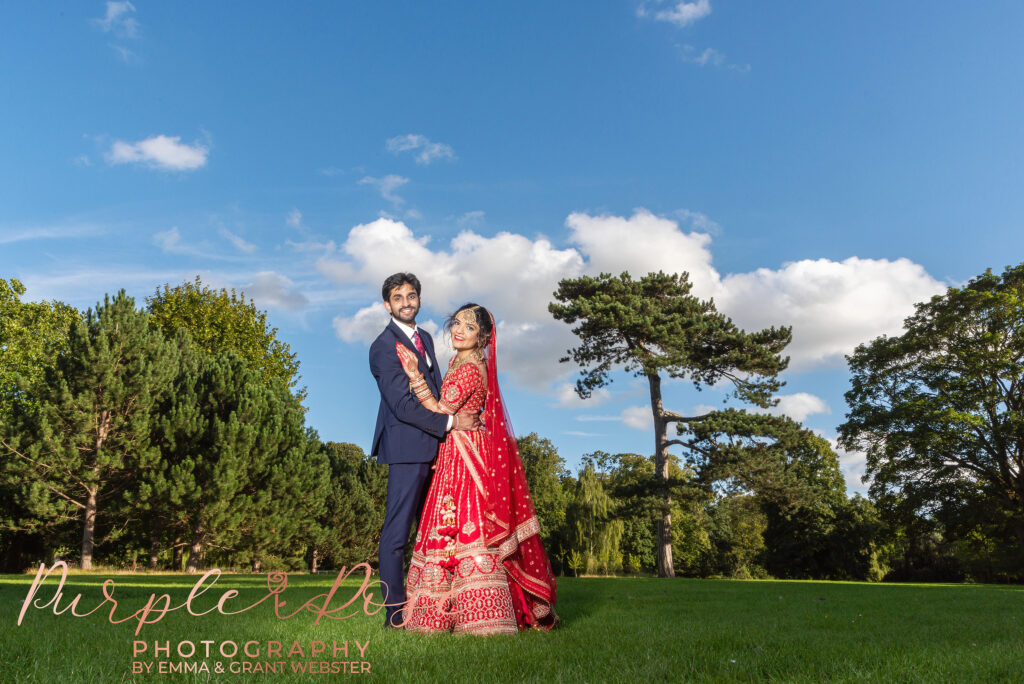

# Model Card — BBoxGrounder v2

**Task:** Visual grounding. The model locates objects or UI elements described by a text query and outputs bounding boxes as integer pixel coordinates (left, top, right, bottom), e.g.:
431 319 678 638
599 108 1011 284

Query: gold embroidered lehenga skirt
402 428 519 635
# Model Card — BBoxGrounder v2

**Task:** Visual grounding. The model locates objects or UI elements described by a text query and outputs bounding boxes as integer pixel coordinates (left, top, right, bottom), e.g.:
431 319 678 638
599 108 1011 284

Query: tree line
2 265 1024 582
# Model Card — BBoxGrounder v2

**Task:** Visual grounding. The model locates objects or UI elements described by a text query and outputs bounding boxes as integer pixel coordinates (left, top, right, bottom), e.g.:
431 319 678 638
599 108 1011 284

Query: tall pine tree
2 291 176 569
550 271 792 577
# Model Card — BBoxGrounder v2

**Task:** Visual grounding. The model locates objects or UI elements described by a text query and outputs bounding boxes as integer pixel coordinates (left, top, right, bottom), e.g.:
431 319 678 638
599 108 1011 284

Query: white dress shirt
391 317 431 368
393 317 453 431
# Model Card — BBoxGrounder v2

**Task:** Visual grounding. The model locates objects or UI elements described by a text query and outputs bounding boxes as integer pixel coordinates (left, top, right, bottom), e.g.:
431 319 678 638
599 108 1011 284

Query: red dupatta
479 318 558 629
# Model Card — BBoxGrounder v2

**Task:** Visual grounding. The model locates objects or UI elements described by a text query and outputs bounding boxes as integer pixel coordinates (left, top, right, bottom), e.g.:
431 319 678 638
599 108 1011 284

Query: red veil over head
479 317 558 629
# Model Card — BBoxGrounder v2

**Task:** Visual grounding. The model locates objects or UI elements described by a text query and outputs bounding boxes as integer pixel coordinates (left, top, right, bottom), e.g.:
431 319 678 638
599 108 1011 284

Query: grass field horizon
3 569 1022 682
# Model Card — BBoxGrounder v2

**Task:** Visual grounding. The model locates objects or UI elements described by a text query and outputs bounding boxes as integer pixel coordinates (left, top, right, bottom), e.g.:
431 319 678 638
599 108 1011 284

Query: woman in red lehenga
394 303 558 635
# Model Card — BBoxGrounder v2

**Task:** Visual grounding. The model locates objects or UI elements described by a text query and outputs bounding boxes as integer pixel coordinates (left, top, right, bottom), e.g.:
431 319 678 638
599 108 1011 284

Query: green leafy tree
565 464 623 575
840 264 1024 563
703 494 768 578
0 277 78 419
1 291 176 569
582 450 705 575
147 276 303 399
517 433 571 552
550 271 791 576
825 495 886 581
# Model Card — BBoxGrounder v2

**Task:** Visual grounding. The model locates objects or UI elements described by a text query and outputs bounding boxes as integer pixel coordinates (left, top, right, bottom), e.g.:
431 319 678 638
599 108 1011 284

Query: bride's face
450 310 480 351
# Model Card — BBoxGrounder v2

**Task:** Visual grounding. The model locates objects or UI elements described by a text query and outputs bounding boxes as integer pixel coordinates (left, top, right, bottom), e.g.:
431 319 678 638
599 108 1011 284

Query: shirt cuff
446 415 454 431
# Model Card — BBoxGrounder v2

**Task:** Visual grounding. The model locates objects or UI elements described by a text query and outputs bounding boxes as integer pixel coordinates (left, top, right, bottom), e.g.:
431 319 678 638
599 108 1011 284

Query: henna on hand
395 342 421 379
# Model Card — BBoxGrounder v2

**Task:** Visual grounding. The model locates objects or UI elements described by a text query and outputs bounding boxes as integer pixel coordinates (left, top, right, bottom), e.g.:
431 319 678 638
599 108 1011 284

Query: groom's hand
453 412 482 431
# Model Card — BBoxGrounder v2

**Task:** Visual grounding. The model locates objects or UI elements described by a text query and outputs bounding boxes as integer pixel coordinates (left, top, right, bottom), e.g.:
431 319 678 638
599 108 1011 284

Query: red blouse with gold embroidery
437 360 486 415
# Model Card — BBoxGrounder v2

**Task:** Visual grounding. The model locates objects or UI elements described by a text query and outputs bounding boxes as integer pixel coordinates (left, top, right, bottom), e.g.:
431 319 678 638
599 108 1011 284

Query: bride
394 303 558 634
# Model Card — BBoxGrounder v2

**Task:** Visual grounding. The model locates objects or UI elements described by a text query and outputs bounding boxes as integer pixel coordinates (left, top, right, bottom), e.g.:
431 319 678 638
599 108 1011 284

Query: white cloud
621 405 654 430
150 227 257 262
333 303 390 345
108 43 138 64
680 44 750 73
575 407 653 429
675 208 719 235
286 209 302 229
555 383 612 407
763 392 830 422
827 438 870 495
153 226 184 254
359 175 409 205
317 217 583 389
95 1 138 37
286 238 336 253
153 226 226 259
18 267 189 308
219 228 257 254
457 211 485 227
684 46 722 67
243 272 308 311
386 134 456 165
107 135 208 171
717 257 945 370
318 210 944 400
566 208 719 299
0 224 101 245
331 301 440 348
639 0 711 27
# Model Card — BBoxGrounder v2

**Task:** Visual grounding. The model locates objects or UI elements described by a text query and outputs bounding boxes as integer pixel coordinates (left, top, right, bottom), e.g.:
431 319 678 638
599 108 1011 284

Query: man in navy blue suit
369 272 481 628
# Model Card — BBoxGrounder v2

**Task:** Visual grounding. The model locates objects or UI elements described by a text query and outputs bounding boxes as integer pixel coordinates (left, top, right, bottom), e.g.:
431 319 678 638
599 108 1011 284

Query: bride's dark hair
444 302 493 348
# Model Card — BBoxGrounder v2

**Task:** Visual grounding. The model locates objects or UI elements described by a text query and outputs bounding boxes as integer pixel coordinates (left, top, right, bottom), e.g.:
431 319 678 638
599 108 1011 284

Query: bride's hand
395 342 421 380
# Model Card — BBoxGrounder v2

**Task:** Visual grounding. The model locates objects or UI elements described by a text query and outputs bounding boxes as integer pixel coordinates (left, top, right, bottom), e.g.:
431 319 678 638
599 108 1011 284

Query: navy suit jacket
369 320 448 464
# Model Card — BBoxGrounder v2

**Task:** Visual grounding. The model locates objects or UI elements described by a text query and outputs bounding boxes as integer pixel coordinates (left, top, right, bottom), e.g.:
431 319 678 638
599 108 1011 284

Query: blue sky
3 2 1024 495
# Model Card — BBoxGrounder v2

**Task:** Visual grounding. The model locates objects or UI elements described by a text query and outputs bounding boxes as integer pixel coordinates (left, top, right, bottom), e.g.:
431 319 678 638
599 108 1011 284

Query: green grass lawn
2 568 1022 682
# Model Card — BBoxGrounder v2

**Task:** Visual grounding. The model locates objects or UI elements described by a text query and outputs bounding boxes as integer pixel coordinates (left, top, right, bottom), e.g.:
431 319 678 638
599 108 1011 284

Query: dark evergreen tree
0 277 81 570
147 348 325 572
309 441 387 571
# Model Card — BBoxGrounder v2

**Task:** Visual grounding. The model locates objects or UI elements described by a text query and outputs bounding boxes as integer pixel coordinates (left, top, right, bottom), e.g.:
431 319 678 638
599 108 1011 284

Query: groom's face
384 282 420 325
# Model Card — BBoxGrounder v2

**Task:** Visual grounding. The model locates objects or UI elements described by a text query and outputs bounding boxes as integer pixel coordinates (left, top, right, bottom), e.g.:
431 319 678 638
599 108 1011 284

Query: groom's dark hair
381 272 422 301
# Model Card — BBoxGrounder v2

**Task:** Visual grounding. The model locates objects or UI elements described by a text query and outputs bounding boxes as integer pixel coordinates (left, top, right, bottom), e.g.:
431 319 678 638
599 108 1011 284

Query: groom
369 272 480 628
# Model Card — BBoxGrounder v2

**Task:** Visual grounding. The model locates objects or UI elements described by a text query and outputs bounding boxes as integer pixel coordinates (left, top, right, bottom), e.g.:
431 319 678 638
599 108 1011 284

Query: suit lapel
388 320 440 395
419 330 444 391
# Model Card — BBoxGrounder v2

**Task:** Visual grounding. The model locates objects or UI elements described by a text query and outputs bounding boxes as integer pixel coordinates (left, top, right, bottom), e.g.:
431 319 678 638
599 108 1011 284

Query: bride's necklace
451 349 484 371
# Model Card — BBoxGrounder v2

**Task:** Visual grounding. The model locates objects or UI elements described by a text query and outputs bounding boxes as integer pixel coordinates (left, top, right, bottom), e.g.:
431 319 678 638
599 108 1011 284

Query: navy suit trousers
378 461 433 627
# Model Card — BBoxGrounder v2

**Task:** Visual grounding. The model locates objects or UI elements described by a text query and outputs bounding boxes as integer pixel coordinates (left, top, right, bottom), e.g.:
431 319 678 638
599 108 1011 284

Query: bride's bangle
409 375 429 399
411 382 431 401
